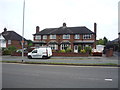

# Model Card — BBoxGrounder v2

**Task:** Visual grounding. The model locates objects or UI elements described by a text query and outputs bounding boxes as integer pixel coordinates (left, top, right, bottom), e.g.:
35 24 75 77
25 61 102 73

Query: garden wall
11 52 28 56
52 52 89 57
11 52 89 57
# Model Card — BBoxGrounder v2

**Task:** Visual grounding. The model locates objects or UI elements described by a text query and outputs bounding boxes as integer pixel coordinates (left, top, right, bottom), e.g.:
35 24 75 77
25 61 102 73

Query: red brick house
0 28 28 49
33 23 97 53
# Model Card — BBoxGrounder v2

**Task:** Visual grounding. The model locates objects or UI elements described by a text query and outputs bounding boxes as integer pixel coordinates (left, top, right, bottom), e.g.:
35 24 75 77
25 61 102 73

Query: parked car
92 45 104 56
27 46 52 59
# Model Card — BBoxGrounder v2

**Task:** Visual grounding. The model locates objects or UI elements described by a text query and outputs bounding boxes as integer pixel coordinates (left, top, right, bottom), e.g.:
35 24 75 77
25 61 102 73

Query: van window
32 50 37 53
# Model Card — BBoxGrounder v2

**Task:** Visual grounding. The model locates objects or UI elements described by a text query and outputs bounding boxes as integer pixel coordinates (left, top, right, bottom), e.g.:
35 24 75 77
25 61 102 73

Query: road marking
104 78 113 82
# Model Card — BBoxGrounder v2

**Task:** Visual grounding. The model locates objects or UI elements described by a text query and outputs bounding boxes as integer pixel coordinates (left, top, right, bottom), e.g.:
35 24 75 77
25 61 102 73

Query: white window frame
8 40 11 44
49 44 58 50
35 35 41 40
63 34 70 39
50 35 56 39
43 35 47 39
61 44 70 50
83 34 91 39
74 34 80 39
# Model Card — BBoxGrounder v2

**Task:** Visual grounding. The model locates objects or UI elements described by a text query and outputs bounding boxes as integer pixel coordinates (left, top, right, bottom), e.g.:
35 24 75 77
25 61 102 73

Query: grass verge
1 60 119 67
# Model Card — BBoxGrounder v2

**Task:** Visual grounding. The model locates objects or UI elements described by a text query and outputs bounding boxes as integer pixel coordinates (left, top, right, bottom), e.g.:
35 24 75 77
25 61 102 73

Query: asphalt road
2 63 118 88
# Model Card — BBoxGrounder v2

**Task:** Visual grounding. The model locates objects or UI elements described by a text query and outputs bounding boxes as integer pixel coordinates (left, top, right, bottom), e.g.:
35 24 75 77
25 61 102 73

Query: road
2 63 118 88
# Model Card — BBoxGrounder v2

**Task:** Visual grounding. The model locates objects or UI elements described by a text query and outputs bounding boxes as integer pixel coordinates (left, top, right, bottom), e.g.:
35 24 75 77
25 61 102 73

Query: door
74 45 78 53
31 49 39 58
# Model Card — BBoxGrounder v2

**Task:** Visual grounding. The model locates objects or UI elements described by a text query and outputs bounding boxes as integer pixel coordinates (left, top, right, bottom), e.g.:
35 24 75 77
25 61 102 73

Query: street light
22 0 25 62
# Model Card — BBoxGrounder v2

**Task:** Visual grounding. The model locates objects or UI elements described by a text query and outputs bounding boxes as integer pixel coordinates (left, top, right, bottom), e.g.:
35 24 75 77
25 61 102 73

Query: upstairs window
74 34 80 39
50 35 56 39
83 34 91 39
63 34 70 39
43 35 47 39
35 35 41 40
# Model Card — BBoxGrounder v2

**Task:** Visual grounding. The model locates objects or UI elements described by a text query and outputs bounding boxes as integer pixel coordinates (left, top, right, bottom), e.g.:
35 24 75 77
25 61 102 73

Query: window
49 44 58 50
63 34 70 39
83 34 91 39
74 34 80 39
35 35 41 40
50 35 56 39
32 50 37 53
43 35 47 39
61 44 70 50
8 40 11 44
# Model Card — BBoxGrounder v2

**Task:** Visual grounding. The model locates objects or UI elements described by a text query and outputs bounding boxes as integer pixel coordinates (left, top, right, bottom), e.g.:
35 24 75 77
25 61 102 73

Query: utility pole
22 0 25 62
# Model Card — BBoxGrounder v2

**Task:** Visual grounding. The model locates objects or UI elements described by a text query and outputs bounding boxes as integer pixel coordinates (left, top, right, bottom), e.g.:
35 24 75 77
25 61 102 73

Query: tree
27 40 33 47
97 37 109 45
103 37 108 45
97 39 104 45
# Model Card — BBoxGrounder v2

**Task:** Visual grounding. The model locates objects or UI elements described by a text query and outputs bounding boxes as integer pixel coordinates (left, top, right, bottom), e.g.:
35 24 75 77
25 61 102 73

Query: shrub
2 49 11 55
8 46 17 53
59 49 66 53
80 49 86 53
66 48 72 53
2 46 17 55
84 47 92 54
78 45 82 53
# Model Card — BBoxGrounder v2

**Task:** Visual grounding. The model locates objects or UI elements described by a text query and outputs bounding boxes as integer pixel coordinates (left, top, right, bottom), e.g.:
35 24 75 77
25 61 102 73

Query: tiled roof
1 31 26 41
34 26 94 35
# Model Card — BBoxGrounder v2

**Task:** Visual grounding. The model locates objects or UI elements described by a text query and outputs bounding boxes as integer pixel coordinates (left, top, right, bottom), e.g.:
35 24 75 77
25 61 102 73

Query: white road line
104 78 113 81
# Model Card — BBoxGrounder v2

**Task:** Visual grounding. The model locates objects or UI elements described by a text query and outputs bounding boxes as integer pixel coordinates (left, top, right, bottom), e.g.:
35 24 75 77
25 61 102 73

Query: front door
74 45 78 53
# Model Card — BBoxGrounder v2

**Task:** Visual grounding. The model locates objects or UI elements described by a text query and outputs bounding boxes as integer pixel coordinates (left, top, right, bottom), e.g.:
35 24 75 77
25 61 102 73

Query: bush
59 49 66 53
8 46 17 53
66 48 72 53
80 49 86 53
2 46 17 55
2 49 11 55
84 47 92 54
78 45 82 53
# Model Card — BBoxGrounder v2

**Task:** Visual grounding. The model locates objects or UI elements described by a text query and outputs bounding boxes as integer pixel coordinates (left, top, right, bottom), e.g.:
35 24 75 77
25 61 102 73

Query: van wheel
28 55 32 59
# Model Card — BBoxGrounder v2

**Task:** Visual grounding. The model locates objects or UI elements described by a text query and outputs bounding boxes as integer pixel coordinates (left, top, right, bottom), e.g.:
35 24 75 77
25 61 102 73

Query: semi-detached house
33 23 97 53
0 28 28 49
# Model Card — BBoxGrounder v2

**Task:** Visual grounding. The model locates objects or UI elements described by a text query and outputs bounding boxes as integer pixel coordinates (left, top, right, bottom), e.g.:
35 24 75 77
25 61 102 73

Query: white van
27 47 52 59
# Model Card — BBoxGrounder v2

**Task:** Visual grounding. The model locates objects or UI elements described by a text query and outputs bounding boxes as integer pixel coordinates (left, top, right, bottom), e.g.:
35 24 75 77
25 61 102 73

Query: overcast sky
0 0 119 41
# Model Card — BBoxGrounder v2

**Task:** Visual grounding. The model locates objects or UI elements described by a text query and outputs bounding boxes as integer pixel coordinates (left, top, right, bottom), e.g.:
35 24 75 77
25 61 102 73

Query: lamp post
22 0 25 62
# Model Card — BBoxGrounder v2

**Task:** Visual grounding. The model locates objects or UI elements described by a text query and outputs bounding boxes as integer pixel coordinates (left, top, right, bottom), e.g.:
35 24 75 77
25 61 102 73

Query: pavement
1 53 119 65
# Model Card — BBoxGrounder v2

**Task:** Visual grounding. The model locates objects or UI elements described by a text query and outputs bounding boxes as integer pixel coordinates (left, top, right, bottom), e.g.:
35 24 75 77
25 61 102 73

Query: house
0 28 28 49
33 23 97 53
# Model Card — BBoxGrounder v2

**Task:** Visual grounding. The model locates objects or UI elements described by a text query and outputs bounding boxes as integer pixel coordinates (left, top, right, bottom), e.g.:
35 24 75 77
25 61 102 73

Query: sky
0 0 119 41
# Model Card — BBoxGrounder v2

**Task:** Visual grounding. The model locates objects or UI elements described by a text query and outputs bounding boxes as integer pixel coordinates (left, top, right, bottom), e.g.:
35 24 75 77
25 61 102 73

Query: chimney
63 22 66 27
4 28 7 32
36 26 40 33
94 23 97 49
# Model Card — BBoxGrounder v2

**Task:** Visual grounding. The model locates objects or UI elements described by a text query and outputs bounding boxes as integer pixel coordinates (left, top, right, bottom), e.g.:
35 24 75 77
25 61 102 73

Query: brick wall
52 52 89 57
6 40 28 49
